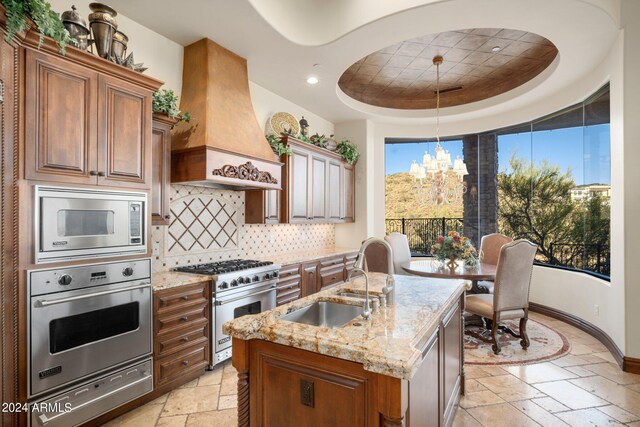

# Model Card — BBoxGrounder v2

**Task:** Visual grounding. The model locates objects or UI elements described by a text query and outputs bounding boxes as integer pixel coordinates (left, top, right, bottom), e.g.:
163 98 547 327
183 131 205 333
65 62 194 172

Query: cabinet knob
182 360 189 366
89 170 98 176
164 215 171 220
182 336 189 342
97 171 106 177
180 316 188 322
181 295 189 300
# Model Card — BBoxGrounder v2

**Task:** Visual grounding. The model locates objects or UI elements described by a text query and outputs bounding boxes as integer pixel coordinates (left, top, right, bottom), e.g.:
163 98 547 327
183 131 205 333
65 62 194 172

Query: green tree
498 156 577 263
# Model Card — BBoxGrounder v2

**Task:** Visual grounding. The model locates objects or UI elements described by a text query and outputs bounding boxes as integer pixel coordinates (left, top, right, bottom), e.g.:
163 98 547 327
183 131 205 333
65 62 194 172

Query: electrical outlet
594 304 600 316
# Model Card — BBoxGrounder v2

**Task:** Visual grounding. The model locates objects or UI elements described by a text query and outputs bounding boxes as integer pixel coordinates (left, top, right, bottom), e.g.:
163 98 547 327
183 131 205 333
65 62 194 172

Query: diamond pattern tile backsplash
152 185 336 272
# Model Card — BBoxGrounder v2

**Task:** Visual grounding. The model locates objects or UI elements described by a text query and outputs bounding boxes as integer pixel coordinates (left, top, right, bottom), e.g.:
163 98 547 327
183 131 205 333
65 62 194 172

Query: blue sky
384 124 611 186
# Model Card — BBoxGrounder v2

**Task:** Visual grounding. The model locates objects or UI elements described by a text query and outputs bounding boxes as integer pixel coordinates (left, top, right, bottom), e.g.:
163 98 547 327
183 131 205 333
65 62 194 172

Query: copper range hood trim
171 38 282 190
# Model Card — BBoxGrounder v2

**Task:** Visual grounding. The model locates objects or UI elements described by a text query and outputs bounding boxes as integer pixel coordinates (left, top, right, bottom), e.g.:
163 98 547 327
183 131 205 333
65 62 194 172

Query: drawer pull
180 316 189 322
181 295 189 301
182 336 190 342
182 360 189 366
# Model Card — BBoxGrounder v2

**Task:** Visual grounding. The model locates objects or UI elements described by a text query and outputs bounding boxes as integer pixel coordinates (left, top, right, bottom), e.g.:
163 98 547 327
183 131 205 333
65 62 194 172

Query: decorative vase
446 255 459 270
88 3 118 59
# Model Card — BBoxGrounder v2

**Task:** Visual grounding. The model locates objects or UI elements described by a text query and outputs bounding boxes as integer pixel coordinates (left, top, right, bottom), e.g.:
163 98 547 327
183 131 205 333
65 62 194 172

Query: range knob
263 273 271 280
273 271 279 278
244 277 251 284
58 274 72 286
219 281 229 289
238 277 245 284
253 275 260 282
122 267 134 277
230 279 238 287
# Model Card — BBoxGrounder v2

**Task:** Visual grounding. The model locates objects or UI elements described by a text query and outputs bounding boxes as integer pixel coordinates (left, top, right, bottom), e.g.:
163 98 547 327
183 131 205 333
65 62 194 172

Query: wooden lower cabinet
153 281 211 388
276 252 358 305
233 295 464 427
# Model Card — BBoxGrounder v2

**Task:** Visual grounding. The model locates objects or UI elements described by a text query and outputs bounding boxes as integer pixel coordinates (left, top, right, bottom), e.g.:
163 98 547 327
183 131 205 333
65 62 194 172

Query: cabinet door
98 75 151 188
409 331 440 427
442 302 462 426
289 148 311 222
301 262 319 297
311 155 327 220
341 163 355 222
327 160 342 221
24 50 98 184
265 190 280 223
151 117 172 225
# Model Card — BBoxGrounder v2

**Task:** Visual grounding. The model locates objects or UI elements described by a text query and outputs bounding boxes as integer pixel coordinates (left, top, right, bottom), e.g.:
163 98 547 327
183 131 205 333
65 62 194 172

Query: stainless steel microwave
35 186 147 263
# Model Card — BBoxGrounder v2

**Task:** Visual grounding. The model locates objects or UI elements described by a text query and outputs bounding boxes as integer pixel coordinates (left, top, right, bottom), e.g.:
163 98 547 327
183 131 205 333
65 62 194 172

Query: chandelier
409 55 468 205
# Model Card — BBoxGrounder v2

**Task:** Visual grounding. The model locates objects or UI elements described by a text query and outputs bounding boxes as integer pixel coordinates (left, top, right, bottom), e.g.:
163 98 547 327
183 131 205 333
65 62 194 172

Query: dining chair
384 232 412 275
464 239 538 354
363 240 392 274
477 233 514 293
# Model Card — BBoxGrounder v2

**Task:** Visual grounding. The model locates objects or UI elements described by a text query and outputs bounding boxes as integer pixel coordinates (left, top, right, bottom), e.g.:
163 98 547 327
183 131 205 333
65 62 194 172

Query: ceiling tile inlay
338 28 558 110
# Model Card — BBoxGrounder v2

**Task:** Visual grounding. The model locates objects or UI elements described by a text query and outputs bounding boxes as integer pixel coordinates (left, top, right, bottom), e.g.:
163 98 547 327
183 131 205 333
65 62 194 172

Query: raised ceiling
338 28 558 110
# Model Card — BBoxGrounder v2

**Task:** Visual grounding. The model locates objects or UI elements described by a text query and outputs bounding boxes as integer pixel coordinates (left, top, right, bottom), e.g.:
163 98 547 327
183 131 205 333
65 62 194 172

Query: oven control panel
28 259 151 296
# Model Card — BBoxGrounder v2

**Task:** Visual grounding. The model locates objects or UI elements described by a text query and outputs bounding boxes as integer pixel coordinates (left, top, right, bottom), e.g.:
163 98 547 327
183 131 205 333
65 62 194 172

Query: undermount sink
336 291 368 299
280 301 363 328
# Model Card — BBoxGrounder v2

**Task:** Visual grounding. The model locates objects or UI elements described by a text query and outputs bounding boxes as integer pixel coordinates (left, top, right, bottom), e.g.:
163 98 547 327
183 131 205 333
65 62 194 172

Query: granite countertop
223 272 466 380
259 246 360 266
152 271 212 291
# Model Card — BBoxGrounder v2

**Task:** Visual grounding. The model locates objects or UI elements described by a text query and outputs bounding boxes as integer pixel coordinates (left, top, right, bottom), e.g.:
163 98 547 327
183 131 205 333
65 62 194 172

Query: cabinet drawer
278 264 301 279
277 292 301 306
155 321 209 358
156 304 208 334
320 256 345 270
155 344 209 387
155 282 209 316
320 266 344 290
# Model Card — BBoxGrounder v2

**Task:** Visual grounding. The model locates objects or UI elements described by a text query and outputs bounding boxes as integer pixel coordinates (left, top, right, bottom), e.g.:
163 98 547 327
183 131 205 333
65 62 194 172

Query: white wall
249 82 334 136
48 0 184 94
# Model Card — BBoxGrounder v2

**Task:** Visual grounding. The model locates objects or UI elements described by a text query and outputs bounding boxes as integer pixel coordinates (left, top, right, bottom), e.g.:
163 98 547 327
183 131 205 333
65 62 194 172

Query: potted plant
266 134 292 156
152 89 191 125
3 0 74 53
336 139 359 165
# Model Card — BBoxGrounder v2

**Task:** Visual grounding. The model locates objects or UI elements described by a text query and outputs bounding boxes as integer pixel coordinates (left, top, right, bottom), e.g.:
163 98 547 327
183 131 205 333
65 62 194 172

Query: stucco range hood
171 38 282 190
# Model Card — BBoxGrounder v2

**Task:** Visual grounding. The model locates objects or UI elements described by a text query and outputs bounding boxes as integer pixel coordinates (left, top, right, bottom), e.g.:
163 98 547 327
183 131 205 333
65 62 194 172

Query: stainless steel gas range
174 259 280 366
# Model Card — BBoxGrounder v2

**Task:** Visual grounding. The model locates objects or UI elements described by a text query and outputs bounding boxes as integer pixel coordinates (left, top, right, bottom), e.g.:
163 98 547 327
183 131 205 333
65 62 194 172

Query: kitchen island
224 273 467 427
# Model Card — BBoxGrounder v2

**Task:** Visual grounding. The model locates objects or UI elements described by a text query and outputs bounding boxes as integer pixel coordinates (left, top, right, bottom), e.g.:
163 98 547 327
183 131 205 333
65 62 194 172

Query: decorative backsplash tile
152 185 336 272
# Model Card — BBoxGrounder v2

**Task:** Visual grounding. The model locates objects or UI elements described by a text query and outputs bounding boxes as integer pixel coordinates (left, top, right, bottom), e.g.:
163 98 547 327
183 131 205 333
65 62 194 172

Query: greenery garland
3 0 73 54
336 139 359 164
266 134 293 156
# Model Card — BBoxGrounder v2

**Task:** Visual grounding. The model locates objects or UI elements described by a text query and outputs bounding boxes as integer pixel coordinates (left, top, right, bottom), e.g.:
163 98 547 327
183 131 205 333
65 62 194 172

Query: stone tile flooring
103 312 640 426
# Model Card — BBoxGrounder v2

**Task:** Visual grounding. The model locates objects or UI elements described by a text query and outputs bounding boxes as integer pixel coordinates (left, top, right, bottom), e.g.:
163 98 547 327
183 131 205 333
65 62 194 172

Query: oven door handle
33 282 150 308
215 285 275 306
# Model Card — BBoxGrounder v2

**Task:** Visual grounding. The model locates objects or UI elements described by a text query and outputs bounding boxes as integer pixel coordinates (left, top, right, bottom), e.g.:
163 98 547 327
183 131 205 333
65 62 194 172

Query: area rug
464 319 571 366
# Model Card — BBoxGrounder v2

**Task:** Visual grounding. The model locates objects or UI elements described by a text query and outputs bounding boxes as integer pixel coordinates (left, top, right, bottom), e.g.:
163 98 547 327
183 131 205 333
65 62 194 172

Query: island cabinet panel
248 341 382 427
151 113 177 225
441 301 463 426
24 50 98 184
98 75 151 189
153 281 211 388
407 332 440 427
276 264 303 306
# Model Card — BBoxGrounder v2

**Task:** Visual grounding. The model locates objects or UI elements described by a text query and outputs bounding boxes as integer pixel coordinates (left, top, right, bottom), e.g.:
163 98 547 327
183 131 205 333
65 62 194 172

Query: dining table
401 259 497 294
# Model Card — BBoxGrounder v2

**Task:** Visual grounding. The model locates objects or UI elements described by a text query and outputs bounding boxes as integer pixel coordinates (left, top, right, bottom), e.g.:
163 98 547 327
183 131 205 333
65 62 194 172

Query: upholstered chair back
363 241 392 274
493 240 538 312
480 233 514 265
384 233 412 275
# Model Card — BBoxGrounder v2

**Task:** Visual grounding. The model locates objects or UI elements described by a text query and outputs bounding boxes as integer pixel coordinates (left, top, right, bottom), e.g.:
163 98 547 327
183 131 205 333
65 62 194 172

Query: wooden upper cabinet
23 47 158 190
310 154 327 220
341 163 355 223
246 136 355 224
24 50 98 184
151 113 177 225
289 146 312 222
98 75 151 189
327 160 342 221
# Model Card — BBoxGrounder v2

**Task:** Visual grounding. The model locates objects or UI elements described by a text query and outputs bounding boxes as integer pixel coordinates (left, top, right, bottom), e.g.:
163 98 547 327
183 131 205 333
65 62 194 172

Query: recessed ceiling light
306 76 319 85
492 46 501 52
